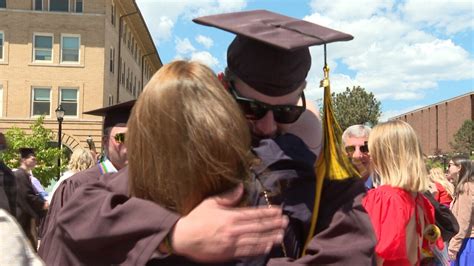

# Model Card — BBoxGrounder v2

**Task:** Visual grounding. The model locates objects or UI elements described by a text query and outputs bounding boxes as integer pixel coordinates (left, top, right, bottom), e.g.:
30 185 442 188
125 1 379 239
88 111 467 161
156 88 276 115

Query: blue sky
136 0 473 120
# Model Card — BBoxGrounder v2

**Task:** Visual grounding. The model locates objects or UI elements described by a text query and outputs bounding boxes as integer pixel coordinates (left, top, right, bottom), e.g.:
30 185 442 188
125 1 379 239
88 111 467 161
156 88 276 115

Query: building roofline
391 91 474 119
132 0 163 68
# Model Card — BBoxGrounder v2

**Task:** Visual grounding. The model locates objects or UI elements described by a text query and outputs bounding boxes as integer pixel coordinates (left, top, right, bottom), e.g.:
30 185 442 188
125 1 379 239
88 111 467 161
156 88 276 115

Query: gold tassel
303 62 360 255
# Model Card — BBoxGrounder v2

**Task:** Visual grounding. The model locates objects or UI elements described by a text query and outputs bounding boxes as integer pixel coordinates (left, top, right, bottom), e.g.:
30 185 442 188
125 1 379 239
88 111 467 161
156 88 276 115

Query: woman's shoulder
364 185 415 211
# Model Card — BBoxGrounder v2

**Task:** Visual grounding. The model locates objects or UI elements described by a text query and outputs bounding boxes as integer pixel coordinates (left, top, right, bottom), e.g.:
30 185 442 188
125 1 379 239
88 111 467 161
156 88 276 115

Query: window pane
34 0 43 10
50 0 68 11
62 37 79 49
62 49 78 62
35 50 52 61
35 36 52 49
75 0 83 13
61 89 77 101
62 102 77 116
34 89 50 101
33 102 50 116
0 0 5 8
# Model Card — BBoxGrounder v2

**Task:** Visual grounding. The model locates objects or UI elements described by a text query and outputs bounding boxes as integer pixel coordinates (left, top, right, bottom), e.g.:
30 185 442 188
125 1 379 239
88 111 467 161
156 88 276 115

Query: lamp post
55 105 65 179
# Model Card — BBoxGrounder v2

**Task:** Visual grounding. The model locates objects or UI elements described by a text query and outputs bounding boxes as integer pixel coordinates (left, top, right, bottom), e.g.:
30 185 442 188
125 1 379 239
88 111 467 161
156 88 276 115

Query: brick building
391 92 473 155
0 0 161 152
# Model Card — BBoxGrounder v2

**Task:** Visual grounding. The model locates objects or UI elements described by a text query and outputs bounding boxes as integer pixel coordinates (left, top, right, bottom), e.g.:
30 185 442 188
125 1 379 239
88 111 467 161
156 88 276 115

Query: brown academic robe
38 166 101 253
40 167 181 265
15 168 46 250
267 178 377 265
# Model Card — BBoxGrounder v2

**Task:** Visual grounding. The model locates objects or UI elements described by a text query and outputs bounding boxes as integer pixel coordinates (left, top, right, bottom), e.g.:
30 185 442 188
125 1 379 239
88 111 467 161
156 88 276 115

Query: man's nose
352 148 364 158
254 111 277 137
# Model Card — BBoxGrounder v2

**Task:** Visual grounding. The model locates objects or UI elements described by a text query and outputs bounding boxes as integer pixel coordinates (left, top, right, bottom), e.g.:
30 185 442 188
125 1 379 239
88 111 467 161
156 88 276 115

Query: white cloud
303 5 474 102
190 51 219 68
155 16 174 42
195 35 214 49
310 0 393 21
175 38 196 55
136 0 247 44
401 0 474 34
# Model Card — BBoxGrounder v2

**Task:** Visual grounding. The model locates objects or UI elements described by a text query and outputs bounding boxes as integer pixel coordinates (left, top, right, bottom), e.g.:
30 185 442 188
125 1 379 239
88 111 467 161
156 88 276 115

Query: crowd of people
0 9 473 266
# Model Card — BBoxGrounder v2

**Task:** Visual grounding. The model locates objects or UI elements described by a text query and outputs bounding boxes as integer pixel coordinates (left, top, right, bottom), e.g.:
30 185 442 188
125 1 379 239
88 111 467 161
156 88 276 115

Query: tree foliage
0 116 66 186
328 86 382 131
450 120 474 155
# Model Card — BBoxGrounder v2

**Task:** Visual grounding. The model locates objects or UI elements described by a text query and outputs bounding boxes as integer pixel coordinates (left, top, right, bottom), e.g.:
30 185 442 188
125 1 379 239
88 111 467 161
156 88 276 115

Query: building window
0 31 4 61
74 0 82 13
109 47 115 73
60 88 78 116
108 94 114 106
0 0 5 8
121 61 125 85
61 34 80 63
122 23 127 43
32 88 51 116
111 3 115 26
33 0 43 10
33 33 53 62
50 0 69 12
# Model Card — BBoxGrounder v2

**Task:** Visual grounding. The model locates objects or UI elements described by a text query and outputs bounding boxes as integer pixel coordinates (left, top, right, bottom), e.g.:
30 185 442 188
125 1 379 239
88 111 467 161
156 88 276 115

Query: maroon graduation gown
40 167 180 265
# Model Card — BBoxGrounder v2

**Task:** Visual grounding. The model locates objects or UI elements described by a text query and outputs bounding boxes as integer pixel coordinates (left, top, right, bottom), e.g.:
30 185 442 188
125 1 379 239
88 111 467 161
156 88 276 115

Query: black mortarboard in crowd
19 148 35 159
193 10 353 96
83 100 135 130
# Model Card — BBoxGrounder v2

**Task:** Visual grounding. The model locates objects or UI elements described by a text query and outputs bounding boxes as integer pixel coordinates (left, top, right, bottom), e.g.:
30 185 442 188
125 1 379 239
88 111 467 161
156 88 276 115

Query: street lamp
55 104 65 179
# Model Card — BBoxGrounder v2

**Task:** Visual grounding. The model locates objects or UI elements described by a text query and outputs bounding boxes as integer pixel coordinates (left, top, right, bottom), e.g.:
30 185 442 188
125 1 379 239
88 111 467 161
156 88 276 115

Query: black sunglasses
345 141 369 155
114 132 125 144
229 82 306 124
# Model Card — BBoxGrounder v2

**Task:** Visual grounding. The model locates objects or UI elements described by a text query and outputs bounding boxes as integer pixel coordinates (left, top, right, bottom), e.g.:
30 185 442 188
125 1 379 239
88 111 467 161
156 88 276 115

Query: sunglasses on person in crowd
345 142 369 156
114 132 125 144
229 81 306 124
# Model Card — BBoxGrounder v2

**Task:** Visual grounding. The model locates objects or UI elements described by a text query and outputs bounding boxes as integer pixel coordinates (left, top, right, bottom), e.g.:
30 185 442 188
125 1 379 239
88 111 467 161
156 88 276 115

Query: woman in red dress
362 120 443 266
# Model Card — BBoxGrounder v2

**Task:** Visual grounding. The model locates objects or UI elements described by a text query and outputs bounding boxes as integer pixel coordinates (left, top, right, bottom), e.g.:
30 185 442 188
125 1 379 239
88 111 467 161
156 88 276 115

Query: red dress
362 185 442 266
434 182 453 207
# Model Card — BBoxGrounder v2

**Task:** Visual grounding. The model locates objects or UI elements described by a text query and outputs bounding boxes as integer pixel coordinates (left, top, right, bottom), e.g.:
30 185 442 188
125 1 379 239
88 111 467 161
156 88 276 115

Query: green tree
0 116 66 186
328 86 382 131
450 120 474 155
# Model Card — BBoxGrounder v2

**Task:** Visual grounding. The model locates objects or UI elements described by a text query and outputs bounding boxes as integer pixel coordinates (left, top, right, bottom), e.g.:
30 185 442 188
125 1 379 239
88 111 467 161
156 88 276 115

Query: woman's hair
68 148 95 172
429 167 454 197
368 120 428 192
128 60 253 215
451 154 473 195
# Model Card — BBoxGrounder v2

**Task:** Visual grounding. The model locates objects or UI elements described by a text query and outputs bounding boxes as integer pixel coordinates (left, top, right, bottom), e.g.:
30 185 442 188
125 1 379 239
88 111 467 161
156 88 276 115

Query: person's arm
448 185 473 259
45 179 287 265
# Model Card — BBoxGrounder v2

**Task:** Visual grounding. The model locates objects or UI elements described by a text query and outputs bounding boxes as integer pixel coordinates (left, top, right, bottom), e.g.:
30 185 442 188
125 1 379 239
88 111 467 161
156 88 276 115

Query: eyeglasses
229 81 306 124
114 133 125 144
345 142 369 156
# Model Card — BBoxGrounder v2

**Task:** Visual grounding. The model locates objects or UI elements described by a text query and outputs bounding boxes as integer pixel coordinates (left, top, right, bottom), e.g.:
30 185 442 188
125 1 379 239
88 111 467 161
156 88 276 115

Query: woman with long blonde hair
362 120 443 265
429 167 454 207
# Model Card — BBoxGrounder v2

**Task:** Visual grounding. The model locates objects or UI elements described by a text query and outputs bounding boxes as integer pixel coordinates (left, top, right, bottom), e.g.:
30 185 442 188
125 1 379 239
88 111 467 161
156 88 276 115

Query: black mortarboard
193 10 353 96
83 100 135 129
19 148 35 159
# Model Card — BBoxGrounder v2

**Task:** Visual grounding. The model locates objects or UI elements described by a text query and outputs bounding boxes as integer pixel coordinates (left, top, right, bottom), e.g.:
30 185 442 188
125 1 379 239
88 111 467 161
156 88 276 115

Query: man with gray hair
342 124 373 188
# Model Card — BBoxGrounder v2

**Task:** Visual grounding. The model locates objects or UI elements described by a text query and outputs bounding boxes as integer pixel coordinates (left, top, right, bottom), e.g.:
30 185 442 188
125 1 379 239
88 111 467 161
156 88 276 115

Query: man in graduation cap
38 100 133 255
41 10 375 265
15 148 48 250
